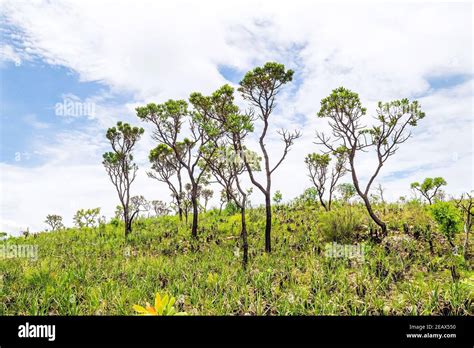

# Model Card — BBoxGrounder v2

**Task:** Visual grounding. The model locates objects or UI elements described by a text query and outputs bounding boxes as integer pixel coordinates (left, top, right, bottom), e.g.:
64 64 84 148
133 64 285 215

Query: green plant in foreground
133 293 187 316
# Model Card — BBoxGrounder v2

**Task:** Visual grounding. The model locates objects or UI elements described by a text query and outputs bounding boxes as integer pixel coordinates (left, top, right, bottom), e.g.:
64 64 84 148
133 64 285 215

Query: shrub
44 214 64 231
430 201 462 247
223 201 239 216
318 207 364 243
73 208 101 228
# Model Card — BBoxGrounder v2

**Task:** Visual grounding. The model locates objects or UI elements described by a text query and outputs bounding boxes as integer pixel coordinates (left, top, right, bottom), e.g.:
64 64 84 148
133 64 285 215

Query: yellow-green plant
133 293 187 316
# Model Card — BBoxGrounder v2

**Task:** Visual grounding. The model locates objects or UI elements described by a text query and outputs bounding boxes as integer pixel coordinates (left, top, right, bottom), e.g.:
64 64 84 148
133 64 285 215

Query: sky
0 0 472 235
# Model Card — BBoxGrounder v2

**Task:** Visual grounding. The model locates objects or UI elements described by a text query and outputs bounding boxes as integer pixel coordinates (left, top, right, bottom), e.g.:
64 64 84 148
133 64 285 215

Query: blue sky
1 62 101 166
0 0 472 234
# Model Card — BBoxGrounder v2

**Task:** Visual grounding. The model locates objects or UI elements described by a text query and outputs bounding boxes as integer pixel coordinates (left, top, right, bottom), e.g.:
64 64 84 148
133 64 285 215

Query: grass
0 203 472 315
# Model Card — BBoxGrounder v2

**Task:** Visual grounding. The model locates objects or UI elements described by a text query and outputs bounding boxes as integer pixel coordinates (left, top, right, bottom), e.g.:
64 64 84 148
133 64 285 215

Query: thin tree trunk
191 193 198 239
241 202 248 268
124 208 131 237
318 194 328 211
464 218 471 259
265 194 272 253
362 195 387 237
178 207 183 221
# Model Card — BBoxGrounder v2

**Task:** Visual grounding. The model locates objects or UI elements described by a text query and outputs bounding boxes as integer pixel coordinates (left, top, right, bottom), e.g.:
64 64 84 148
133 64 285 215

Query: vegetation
102 121 144 236
237 62 301 253
73 208 101 228
316 87 425 238
44 215 64 232
411 177 447 205
1 61 472 316
1 199 472 315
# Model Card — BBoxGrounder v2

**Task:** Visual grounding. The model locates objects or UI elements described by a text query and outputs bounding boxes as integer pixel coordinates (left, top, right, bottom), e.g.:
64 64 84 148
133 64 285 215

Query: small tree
454 192 473 258
102 121 144 237
148 144 185 220
374 183 386 205
192 84 259 267
137 99 213 238
114 205 124 220
44 214 64 231
201 188 213 212
152 200 171 216
305 147 347 211
73 208 101 228
316 87 425 238
295 187 319 206
430 201 462 249
337 183 356 204
238 62 301 252
273 190 283 205
218 189 228 214
411 177 447 205
431 201 464 282
130 195 150 219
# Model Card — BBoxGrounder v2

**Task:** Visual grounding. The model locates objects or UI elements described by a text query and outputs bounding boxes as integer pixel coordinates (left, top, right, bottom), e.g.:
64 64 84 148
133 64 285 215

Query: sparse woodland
1 62 472 315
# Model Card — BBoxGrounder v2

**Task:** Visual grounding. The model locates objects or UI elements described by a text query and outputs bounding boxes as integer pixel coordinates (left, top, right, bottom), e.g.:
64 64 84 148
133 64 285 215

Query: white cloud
0 0 472 234
0 44 22 66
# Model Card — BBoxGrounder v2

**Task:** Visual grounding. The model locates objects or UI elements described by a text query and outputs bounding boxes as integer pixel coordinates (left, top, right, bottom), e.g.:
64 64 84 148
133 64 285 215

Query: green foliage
73 208 101 228
136 99 188 128
273 190 283 205
337 183 356 202
411 177 447 204
318 87 366 119
238 62 293 102
44 214 64 231
430 201 462 244
296 187 318 205
102 122 144 170
318 207 364 243
1 202 472 315
305 153 330 168
223 201 239 216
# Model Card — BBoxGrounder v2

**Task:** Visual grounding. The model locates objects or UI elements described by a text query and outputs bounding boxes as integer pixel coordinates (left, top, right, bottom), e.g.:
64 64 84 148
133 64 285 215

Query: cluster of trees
104 62 302 266
98 61 472 266
303 87 426 238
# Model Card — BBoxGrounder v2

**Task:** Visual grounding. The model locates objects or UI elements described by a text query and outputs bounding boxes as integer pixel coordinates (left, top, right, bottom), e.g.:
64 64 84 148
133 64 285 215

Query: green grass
0 204 472 315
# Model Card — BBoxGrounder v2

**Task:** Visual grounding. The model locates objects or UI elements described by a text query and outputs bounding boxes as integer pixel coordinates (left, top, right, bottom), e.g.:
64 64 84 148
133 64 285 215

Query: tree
73 208 101 228
102 121 144 237
454 192 473 258
238 62 301 252
136 99 213 238
182 183 202 224
201 188 213 212
44 214 64 231
411 177 447 205
316 87 425 238
305 147 348 211
374 183 386 205
148 144 185 221
192 84 259 267
152 200 171 216
114 205 124 220
130 195 150 219
218 189 228 214
273 190 283 205
337 183 356 204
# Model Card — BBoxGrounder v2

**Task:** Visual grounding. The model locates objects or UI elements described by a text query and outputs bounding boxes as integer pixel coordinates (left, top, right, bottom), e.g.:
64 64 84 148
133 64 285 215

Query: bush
223 201 239 216
318 207 364 243
430 201 462 247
